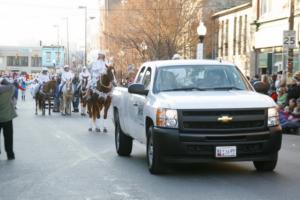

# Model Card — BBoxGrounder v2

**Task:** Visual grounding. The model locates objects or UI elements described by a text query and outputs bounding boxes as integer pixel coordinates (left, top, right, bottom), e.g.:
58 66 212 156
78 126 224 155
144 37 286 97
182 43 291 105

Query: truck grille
178 109 267 133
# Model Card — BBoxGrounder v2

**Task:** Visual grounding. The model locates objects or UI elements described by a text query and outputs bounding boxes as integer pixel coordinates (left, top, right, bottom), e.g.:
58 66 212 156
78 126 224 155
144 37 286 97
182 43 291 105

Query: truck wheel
253 154 278 172
147 126 164 174
115 120 132 156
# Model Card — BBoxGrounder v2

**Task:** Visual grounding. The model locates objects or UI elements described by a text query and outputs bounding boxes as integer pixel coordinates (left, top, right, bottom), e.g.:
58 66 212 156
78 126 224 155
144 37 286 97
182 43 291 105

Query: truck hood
153 91 276 109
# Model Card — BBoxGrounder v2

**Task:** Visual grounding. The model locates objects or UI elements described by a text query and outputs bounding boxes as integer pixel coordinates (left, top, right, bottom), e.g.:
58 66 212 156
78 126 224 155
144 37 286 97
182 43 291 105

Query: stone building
199 0 251 59
212 2 253 76
213 0 300 77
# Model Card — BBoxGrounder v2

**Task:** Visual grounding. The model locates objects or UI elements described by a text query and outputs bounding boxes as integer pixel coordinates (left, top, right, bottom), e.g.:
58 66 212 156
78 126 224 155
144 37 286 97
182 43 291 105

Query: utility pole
62 17 70 65
79 6 87 66
288 0 295 78
66 17 70 66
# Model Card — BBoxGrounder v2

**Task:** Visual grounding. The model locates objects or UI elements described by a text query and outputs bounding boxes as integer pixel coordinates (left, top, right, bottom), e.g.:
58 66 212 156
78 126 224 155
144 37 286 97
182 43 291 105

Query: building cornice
212 2 252 19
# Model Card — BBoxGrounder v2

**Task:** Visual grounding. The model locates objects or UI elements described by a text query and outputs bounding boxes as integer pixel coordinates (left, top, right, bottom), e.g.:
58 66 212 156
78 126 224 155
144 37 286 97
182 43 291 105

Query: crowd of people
250 71 300 133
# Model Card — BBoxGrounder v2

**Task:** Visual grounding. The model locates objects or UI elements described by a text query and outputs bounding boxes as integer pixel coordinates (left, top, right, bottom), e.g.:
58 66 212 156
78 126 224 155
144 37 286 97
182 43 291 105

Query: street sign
283 30 296 49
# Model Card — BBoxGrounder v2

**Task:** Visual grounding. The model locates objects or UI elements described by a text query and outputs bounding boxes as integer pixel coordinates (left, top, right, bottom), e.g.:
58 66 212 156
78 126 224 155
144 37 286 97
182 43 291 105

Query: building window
238 16 243 55
243 15 248 54
56 52 61 64
220 21 224 57
233 17 237 55
46 52 51 62
7 56 28 67
261 0 270 16
31 57 42 67
225 19 229 56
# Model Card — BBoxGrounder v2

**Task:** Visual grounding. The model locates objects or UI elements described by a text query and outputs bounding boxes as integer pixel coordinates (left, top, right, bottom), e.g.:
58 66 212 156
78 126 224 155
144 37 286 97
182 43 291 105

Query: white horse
61 79 74 116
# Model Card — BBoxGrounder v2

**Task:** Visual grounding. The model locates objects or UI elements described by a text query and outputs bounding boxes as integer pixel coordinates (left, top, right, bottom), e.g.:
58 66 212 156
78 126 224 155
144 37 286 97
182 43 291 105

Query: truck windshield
154 65 251 93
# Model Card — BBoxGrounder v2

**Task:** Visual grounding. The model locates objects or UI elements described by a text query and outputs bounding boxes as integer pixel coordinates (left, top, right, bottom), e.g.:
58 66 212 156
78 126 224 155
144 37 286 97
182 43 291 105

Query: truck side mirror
128 84 149 96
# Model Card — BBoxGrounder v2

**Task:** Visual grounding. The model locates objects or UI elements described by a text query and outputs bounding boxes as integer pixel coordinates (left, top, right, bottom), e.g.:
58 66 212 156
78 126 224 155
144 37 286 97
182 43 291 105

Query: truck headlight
268 107 279 127
156 108 178 128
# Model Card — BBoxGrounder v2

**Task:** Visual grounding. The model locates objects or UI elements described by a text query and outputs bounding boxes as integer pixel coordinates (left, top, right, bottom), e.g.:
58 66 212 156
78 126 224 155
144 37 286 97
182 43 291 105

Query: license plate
215 146 237 158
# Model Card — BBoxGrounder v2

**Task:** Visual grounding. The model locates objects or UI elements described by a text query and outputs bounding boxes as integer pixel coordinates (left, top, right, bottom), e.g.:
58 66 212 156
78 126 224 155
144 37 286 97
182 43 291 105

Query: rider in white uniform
59 65 74 93
33 67 50 98
79 66 91 87
90 51 107 89
38 67 50 84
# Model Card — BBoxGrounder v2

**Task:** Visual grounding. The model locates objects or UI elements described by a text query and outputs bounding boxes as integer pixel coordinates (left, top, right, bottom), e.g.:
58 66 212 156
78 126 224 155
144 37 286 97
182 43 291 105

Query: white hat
42 67 48 71
63 65 70 69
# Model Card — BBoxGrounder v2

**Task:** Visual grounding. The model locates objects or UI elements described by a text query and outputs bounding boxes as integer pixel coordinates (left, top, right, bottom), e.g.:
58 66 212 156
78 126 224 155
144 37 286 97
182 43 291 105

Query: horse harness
91 78 112 101
39 83 54 97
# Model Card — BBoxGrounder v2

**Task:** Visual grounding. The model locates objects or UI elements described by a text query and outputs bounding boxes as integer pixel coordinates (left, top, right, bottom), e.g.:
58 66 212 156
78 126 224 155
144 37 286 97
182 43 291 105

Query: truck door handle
133 103 138 107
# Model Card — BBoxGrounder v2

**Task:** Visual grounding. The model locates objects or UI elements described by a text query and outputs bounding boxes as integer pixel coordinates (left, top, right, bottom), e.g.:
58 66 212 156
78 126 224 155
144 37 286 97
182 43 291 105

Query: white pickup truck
112 60 282 174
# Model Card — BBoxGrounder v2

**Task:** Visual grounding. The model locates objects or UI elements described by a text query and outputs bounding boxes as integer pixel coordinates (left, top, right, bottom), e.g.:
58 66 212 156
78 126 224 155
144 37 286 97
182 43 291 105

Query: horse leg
60 96 64 114
42 100 45 116
103 97 112 133
69 96 73 115
95 103 101 132
61 95 66 115
35 98 38 115
48 98 51 116
86 101 93 131
81 97 87 116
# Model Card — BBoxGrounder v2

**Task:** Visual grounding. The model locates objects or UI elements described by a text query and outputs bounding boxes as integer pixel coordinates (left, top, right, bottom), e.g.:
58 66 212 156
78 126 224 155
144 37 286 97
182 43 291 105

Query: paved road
1 97 300 200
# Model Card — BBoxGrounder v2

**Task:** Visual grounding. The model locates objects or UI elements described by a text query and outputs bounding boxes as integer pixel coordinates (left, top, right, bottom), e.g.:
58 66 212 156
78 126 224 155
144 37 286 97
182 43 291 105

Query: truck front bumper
153 126 282 163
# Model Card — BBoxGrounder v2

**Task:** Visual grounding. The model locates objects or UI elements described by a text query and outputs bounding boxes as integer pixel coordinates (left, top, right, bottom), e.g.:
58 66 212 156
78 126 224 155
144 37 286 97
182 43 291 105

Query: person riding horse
33 67 50 98
79 66 91 116
59 65 74 95
86 51 111 132
59 65 74 116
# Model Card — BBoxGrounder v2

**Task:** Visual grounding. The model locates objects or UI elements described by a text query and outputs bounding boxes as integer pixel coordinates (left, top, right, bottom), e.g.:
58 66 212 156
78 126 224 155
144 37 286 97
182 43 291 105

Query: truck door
127 66 146 138
130 67 152 142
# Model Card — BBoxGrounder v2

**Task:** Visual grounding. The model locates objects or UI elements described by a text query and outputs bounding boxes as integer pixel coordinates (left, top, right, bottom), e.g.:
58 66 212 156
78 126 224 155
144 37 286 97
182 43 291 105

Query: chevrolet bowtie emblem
218 116 233 123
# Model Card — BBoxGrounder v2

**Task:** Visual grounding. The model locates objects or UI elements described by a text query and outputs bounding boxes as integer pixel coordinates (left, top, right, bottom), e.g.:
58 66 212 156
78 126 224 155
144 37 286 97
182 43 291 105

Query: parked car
112 59 282 174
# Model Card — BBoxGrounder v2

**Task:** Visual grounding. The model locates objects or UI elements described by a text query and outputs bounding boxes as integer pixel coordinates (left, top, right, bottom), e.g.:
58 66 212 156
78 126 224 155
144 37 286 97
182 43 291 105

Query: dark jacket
0 79 17 122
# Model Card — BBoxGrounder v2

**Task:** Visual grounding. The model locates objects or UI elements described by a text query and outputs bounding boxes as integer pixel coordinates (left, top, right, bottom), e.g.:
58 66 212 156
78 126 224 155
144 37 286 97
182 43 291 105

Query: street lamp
53 25 60 45
78 5 87 66
62 17 70 65
53 25 60 67
196 21 207 59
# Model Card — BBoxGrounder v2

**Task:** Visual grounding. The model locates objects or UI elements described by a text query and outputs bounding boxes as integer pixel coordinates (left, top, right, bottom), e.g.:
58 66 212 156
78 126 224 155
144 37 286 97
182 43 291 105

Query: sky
0 0 103 49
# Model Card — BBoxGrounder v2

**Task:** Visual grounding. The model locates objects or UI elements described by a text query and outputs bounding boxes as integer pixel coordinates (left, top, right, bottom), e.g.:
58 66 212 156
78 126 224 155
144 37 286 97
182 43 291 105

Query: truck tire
115 119 132 156
147 126 164 174
253 154 278 172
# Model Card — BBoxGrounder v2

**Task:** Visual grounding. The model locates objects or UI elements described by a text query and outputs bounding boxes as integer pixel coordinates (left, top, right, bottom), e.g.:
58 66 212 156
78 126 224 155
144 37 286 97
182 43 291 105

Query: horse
87 66 116 132
35 80 56 116
79 76 89 116
60 79 74 116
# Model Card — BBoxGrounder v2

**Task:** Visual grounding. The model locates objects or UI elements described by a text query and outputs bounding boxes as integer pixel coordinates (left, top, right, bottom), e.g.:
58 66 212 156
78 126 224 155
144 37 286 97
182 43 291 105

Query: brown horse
35 80 56 116
87 66 116 132
79 76 89 116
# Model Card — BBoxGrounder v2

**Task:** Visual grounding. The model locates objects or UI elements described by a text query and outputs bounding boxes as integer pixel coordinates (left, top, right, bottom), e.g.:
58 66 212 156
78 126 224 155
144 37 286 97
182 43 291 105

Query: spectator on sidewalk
277 87 288 107
0 77 17 160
